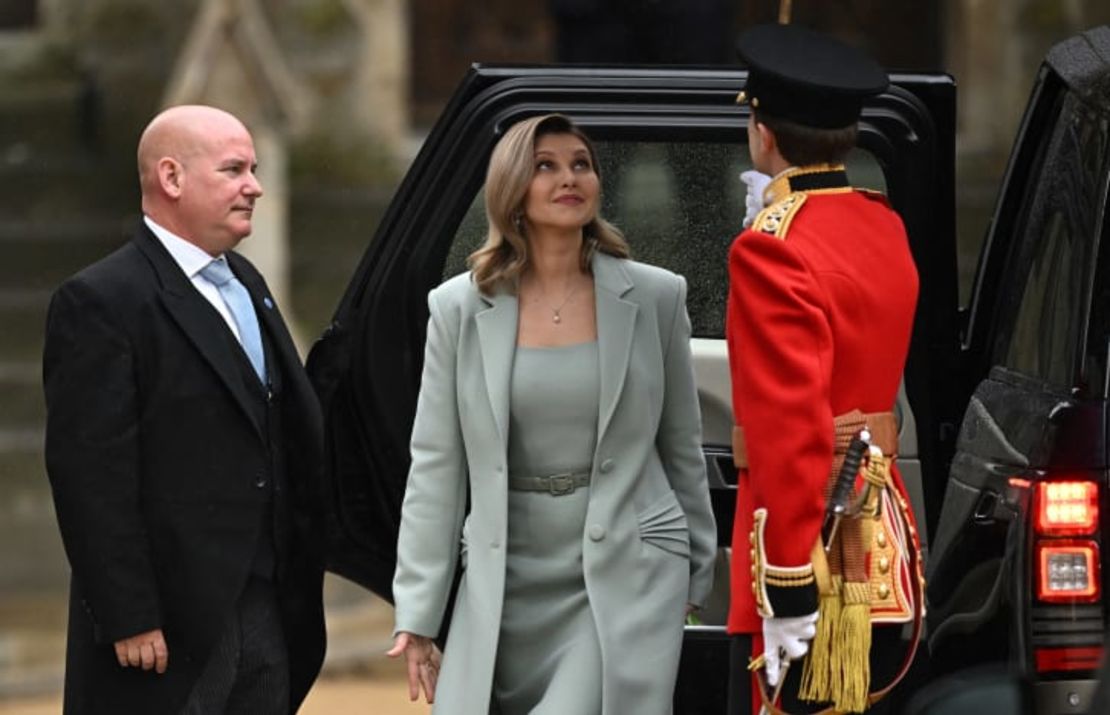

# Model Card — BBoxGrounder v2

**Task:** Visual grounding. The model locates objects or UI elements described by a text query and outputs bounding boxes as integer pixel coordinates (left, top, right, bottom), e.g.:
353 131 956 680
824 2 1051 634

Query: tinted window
1079 118 1110 398
991 93 1108 389
443 139 886 338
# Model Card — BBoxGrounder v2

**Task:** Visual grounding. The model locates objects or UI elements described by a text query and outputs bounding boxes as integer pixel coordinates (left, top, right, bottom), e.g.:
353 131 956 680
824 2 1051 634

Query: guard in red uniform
725 24 924 714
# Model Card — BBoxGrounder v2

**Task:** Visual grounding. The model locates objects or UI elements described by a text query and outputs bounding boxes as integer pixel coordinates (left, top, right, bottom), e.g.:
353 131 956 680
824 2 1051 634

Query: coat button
588 525 605 541
600 459 615 473
876 531 887 548
491 540 500 549
255 473 267 488
878 583 891 599
878 556 890 574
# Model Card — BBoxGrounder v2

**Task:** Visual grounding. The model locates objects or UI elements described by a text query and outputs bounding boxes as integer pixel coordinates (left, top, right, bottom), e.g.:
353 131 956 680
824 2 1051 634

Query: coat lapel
232 253 325 454
592 253 637 443
475 290 518 450
134 228 264 440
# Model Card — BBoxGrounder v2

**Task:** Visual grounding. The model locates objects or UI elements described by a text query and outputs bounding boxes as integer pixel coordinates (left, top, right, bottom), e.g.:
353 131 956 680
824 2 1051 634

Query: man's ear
157 158 184 199
754 121 776 157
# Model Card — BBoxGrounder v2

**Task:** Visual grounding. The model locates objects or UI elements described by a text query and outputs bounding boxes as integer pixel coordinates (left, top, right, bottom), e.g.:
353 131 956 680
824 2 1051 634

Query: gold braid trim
765 573 816 587
753 192 807 239
750 508 816 618
750 508 770 617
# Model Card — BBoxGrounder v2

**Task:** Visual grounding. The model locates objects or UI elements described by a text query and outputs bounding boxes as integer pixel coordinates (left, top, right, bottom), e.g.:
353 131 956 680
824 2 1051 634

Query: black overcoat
43 225 326 713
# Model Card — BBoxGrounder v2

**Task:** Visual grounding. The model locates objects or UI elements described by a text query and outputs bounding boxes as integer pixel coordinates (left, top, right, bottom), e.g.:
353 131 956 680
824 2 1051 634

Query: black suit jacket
43 224 326 713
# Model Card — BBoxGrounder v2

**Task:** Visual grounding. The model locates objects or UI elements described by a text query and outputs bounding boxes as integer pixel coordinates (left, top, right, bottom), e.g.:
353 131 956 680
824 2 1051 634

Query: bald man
43 105 326 714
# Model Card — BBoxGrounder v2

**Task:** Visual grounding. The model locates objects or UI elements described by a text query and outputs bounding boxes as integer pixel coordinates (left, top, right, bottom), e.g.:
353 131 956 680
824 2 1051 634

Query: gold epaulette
752 191 808 239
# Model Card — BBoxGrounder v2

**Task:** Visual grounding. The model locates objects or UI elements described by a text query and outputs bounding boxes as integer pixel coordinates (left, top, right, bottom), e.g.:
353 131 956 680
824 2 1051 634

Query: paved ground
0 576 432 714
0 666 432 715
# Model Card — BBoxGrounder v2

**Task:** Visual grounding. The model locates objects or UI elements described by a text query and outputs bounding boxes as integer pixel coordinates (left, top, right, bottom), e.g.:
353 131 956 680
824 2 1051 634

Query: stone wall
945 0 1110 299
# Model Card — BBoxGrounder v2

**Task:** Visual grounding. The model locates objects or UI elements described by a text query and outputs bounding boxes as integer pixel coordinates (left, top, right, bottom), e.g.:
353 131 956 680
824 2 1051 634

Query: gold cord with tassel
800 538 839 702
836 580 873 713
800 574 841 701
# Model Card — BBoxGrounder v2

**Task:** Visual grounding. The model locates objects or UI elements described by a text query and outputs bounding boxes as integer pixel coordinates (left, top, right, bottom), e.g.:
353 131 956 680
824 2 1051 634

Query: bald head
137 105 262 256
137 105 249 193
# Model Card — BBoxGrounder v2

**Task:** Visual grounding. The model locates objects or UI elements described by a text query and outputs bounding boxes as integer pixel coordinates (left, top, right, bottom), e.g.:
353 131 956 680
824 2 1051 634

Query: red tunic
725 166 919 634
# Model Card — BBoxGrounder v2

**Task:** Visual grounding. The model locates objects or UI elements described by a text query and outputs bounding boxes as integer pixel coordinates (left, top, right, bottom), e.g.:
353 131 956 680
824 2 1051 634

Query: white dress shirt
144 216 242 342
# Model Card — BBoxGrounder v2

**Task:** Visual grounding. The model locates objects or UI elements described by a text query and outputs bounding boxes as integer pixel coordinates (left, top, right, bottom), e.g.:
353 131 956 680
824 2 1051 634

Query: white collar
144 216 222 279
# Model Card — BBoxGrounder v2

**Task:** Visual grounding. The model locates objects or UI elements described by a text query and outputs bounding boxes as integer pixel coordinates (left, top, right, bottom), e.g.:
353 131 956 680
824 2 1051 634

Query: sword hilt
822 428 871 544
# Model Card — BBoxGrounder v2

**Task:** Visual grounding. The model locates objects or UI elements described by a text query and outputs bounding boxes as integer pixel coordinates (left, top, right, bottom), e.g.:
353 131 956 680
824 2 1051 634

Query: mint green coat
392 252 716 714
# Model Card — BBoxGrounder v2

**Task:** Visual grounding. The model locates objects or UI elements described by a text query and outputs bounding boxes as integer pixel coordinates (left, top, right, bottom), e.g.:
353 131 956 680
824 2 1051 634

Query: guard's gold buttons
876 531 887 548
878 583 890 599
878 556 890 574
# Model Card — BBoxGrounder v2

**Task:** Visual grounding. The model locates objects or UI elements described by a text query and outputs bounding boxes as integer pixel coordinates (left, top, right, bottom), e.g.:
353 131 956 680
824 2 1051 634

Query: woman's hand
387 631 441 703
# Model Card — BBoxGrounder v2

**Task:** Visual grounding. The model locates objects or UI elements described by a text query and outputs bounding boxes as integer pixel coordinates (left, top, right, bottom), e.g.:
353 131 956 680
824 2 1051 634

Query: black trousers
180 577 289 715
727 628 926 715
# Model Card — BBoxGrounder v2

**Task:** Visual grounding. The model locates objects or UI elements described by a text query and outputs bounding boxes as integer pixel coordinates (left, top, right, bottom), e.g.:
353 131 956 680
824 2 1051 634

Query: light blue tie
200 258 267 383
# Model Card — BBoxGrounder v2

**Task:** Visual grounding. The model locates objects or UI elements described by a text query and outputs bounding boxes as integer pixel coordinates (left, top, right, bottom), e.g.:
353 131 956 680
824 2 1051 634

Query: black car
306 26 1110 713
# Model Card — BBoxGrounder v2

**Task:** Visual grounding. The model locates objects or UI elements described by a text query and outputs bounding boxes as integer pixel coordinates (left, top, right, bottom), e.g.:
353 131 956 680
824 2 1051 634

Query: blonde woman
387 114 716 714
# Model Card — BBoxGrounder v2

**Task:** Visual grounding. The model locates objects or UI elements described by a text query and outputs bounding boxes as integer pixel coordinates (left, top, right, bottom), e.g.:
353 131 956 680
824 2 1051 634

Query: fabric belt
732 409 899 469
508 470 591 496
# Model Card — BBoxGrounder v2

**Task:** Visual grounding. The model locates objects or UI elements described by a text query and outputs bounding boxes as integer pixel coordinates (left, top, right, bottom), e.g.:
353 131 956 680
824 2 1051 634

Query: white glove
740 169 773 228
762 611 818 687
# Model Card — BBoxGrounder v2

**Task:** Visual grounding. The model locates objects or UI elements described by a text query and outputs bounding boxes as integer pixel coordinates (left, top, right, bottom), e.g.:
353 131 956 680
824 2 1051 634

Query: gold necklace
534 276 581 324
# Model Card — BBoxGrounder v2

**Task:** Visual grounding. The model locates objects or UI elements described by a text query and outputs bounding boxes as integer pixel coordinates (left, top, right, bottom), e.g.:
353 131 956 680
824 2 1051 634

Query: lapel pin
263 297 274 310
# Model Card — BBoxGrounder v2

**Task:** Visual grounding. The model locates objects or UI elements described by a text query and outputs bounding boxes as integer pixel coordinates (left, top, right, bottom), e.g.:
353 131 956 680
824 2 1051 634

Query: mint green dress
492 341 602 715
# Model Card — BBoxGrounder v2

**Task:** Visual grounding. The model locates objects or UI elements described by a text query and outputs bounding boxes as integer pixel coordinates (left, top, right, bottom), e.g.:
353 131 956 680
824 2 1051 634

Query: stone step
0 362 44 431
0 445 62 593
0 327 43 365
0 219 131 292
0 291 48 360
0 429 42 454
0 162 134 221
0 79 84 153
0 441 65 698
0 76 135 222
0 591 67 699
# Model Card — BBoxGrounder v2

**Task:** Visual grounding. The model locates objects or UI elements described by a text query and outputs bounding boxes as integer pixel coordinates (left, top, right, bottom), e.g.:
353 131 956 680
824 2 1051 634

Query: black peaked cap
736 23 888 129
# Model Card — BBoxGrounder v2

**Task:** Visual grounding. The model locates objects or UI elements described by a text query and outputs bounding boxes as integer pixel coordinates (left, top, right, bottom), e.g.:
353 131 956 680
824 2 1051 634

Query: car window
442 140 886 338
1078 123 1110 397
990 92 1108 390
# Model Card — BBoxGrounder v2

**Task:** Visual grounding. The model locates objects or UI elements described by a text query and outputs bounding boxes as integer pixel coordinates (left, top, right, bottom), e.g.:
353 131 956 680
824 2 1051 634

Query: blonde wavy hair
467 114 629 295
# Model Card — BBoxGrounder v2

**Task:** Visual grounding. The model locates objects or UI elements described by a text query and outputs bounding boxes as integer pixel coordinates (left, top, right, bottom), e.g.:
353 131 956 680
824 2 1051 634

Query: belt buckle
547 473 575 496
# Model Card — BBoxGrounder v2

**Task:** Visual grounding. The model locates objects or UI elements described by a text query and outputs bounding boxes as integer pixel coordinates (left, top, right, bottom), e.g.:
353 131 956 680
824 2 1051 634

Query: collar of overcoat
474 251 638 453
134 224 287 442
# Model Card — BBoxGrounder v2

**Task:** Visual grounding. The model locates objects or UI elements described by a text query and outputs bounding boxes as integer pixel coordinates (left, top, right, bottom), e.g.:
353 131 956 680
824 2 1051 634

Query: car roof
1046 25 1110 109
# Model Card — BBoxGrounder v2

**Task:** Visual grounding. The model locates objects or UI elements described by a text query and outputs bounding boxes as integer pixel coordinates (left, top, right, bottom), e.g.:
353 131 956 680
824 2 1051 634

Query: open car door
306 63 958 710
926 25 1110 715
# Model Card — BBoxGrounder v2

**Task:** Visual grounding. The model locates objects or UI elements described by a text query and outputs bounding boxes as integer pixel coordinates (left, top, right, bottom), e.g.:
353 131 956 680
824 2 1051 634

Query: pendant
552 311 562 324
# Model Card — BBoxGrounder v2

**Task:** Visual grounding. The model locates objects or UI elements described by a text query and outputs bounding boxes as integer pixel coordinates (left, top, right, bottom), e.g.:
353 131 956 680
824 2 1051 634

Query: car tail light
1037 541 1100 602
1035 480 1098 535
1035 646 1104 673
